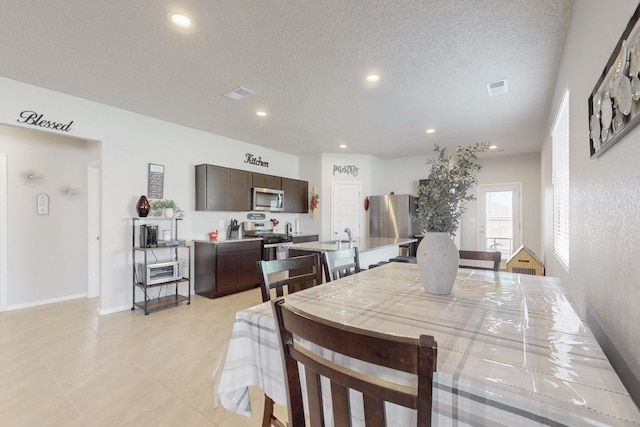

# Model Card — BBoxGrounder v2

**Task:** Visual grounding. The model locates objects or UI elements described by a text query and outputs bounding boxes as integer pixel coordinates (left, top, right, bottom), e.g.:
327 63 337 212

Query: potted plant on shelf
415 142 488 295
150 199 184 219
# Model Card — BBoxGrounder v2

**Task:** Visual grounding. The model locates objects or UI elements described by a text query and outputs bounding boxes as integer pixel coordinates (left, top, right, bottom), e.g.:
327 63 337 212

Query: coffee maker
140 224 158 248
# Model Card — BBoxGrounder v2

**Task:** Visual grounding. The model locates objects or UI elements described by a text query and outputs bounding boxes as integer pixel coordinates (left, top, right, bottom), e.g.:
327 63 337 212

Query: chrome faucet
344 227 352 242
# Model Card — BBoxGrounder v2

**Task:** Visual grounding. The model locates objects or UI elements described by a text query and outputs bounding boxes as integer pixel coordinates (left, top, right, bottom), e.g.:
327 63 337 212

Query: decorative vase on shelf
136 195 150 217
163 208 175 219
416 232 459 295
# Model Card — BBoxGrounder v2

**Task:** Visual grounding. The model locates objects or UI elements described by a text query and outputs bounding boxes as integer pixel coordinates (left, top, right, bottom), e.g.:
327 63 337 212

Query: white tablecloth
216 263 640 426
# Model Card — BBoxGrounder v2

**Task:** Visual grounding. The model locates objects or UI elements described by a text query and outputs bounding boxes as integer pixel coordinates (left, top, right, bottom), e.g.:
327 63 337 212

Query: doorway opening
0 153 7 311
478 183 522 262
87 160 101 299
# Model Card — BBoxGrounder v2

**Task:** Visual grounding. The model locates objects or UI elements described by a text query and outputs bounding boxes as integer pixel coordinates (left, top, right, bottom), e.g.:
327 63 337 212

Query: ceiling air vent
223 87 255 100
486 79 509 96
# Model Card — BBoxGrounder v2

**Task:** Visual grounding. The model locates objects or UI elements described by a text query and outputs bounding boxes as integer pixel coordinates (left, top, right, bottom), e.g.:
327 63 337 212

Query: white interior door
331 182 362 241
478 183 522 263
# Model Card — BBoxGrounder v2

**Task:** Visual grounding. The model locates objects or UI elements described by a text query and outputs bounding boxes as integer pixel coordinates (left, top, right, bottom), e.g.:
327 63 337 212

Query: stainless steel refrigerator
369 194 419 238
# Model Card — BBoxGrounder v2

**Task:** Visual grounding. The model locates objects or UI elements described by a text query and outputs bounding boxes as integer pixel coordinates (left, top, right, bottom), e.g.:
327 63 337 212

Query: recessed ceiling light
170 14 192 28
339 144 347 149
256 111 267 117
366 74 380 82
425 129 436 134
489 144 498 150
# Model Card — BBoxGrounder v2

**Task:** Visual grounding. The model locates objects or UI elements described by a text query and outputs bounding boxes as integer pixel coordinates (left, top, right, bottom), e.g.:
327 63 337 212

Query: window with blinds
552 90 570 269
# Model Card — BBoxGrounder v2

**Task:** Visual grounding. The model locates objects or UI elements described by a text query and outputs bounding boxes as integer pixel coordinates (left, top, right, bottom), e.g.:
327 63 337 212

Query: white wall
0 76 300 314
317 153 384 240
382 155 426 196
542 1 640 399
461 153 541 256
0 125 89 307
298 154 323 236
383 152 541 254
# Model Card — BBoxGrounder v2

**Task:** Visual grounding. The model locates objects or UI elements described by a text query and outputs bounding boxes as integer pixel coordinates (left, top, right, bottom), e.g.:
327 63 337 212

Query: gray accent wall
542 1 640 403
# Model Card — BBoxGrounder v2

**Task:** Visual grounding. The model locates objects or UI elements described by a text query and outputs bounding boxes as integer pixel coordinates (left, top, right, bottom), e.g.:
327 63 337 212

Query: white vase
416 232 459 295
163 208 174 218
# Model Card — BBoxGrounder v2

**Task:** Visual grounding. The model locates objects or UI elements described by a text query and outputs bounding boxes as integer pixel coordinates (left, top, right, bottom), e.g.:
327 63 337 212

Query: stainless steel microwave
252 187 284 211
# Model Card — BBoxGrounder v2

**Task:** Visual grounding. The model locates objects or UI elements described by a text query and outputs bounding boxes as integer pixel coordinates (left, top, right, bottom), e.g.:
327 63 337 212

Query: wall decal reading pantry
333 164 359 177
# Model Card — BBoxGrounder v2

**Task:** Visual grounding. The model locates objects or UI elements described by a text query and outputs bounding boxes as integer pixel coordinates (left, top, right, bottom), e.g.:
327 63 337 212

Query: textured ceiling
0 0 573 159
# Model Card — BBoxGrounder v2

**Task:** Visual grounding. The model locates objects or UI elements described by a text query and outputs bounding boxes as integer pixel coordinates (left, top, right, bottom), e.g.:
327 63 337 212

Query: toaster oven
136 261 182 285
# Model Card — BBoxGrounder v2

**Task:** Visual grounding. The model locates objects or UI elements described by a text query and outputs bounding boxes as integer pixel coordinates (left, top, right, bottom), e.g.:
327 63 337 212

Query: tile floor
0 288 286 426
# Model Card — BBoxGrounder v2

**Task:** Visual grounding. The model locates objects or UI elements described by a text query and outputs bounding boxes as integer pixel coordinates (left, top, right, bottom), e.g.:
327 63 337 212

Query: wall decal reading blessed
17 110 74 132
244 153 269 167
333 164 359 177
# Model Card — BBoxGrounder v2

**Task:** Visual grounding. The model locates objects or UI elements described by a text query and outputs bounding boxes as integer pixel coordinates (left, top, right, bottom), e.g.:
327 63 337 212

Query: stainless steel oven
243 220 293 260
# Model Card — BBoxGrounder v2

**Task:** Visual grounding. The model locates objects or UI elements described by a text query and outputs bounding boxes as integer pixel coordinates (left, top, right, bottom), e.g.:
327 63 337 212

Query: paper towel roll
294 218 300 233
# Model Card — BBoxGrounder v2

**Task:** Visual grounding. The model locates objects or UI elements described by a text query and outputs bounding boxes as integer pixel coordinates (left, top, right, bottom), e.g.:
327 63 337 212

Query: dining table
214 262 640 426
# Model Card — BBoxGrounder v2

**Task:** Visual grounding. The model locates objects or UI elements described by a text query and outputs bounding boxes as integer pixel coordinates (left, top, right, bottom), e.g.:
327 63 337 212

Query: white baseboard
5 292 87 311
98 304 132 316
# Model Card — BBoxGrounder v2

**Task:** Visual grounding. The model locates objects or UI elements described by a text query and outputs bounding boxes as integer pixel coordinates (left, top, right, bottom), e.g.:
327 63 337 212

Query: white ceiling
0 0 573 159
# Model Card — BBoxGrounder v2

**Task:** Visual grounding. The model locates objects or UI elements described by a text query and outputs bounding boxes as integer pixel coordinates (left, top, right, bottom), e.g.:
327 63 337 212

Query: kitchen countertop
192 232 318 245
289 232 319 238
289 236 417 253
192 236 263 245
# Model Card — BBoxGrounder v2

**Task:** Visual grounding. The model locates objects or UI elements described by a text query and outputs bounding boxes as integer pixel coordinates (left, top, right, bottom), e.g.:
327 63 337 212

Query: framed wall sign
37 194 49 215
148 163 164 199
589 4 640 158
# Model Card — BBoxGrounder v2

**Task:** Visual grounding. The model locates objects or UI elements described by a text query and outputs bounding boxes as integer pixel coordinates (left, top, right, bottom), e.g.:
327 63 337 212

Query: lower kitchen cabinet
194 240 262 298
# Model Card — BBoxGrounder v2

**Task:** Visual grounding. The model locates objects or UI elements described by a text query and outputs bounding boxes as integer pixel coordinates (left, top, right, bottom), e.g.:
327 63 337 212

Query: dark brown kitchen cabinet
282 178 309 213
252 173 281 190
228 169 252 211
194 240 262 298
195 164 251 211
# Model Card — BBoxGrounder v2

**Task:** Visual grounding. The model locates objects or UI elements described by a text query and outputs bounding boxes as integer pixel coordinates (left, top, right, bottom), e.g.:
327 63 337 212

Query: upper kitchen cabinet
252 173 281 190
282 178 309 213
195 164 251 211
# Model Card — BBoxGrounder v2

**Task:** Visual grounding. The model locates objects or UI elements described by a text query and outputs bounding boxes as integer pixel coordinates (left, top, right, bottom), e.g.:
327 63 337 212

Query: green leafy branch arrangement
416 142 489 236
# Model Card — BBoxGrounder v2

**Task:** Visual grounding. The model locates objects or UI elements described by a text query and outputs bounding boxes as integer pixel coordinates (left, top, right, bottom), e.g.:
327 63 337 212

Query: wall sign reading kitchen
16 110 74 132
244 153 269 167
333 164 359 177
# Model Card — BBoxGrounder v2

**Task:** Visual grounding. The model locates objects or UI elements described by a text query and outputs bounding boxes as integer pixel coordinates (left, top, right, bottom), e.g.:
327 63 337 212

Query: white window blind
551 90 570 269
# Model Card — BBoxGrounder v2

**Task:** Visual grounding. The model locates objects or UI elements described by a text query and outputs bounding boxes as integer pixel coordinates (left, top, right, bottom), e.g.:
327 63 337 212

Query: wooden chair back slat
257 254 323 302
272 298 437 426
458 250 501 271
323 247 361 282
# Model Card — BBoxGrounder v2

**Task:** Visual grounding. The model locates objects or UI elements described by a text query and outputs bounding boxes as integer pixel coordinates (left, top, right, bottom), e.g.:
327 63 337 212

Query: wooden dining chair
257 253 323 427
257 253 323 303
272 297 438 426
458 250 501 271
322 247 361 282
